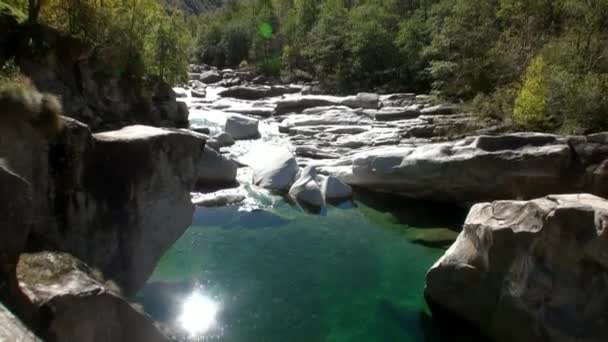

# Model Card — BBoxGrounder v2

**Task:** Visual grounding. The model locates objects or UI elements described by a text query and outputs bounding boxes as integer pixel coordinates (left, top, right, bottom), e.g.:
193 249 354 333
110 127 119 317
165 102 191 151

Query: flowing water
135 86 471 342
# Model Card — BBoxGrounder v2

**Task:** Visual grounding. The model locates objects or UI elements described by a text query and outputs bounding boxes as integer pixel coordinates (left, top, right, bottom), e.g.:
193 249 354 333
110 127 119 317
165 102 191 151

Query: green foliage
513 56 548 128
36 0 192 85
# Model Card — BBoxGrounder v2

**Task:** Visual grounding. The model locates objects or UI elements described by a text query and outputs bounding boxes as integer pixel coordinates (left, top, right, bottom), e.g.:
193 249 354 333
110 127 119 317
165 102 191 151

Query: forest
2 0 608 133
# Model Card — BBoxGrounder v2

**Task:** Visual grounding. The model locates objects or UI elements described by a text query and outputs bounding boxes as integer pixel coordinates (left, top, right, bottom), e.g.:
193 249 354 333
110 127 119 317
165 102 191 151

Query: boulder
342 92 380 110
295 145 340 159
196 146 238 188
17 252 169 342
253 149 299 192
289 166 325 210
322 176 353 203
426 194 608 342
0 119 206 294
208 132 235 150
0 302 41 342
199 70 222 84
225 114 260 140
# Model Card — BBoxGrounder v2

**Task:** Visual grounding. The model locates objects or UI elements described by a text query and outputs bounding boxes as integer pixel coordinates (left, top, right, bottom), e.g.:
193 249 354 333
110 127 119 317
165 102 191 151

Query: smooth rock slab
0 303 40 342
322 176 353 203
426 194 608 342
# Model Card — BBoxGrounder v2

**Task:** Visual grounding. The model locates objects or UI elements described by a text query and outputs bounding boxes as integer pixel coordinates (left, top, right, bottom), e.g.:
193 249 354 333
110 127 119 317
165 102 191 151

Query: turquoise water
138 192 466 342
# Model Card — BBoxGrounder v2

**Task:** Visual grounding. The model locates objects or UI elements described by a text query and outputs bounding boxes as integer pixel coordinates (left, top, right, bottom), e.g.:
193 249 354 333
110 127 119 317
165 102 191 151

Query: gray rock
225 114 260 140
191 88 206 98
426 194 608 342
322 176 353 203
253 149 299 192
289 166 325 209
0 120 206 294
219 86 270 100
295 146 340 159
192 189 246 207
199 71 222 84
341 92 380 110
208 132 235 150
327 133 580 202
173 88 189 98
191 127 210 135
274 97 341 115
420 104 459 115
196 146 238 188
361 107 420 121
0 302 40 342
18 252 169 342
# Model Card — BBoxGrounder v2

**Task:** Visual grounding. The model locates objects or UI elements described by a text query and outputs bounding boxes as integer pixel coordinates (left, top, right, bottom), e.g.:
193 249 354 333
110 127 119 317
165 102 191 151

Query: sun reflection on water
178 291 219 337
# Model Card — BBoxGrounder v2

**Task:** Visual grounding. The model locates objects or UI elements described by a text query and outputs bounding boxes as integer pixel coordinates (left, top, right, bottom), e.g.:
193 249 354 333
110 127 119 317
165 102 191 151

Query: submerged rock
18 252 169 342
225 114 260 140
253 149 299 192
426 194 608 342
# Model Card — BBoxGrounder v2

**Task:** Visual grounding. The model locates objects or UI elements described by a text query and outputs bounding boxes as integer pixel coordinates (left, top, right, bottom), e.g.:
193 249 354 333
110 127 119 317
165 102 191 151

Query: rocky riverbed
181 64 608 210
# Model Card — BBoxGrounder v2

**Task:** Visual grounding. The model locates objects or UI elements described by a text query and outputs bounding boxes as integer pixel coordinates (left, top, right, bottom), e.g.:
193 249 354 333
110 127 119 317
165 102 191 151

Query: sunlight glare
178 291 219 336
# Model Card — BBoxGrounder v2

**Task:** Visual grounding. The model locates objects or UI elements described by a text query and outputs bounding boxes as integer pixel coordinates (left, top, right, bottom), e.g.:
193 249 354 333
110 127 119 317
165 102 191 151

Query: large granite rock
425 194 608 342
0 119 206 295
17 252 169 342
323 133 608 203
196 146 238 189
0 302 41 342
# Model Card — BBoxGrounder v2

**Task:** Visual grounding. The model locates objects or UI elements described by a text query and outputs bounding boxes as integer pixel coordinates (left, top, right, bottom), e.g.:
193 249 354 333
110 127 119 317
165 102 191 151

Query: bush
512 56 548 128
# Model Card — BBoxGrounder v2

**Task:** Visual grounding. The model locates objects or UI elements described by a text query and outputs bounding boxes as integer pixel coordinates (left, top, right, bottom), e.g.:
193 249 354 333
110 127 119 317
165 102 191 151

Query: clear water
137 191 467 342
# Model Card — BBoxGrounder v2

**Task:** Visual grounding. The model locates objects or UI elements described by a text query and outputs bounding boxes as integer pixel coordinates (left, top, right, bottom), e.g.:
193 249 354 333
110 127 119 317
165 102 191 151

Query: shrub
512 55 548 128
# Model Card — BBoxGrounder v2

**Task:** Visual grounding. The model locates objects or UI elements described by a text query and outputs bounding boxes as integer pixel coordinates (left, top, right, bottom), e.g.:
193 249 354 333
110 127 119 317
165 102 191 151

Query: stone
420 104 459 115
173 88 188 98
295 145 340 159
341 92 380 110
191 127 210 135
191 89 206 98
219 86 271 100
196 146 238 188
289 166 325 209
322 176 353 203
199 70 222 84
253 149 299 192
208 132 235 150
225 114 260 140
0 302 40 342
18 252 169 342
326 133 579 202
274 97 342 115
192 190 246 207
426 194 608 342
361 106 421 121
0 119 206 295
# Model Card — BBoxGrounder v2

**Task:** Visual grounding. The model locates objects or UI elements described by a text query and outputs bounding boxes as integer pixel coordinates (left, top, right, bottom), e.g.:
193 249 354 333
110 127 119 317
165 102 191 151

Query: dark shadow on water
353 188 468 231
193 206 291 229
